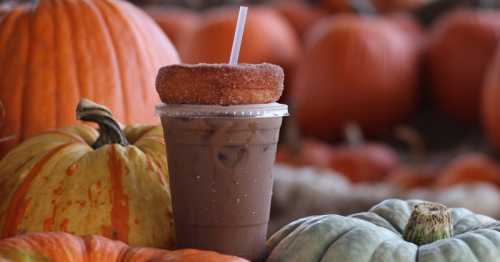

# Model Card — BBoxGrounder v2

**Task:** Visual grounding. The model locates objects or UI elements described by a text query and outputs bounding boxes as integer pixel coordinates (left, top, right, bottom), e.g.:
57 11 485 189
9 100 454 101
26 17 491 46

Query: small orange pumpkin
435 153 500 187
329 143 400 183
0 232 248 262
276 138 334 169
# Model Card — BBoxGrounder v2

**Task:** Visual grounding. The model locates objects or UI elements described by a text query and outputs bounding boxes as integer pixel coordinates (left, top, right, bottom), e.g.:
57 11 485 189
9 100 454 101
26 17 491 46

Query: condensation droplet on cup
195 176 201 181
233 180 240 185
235 198 241 204
211 188 217 193
251 211 257 216
243 194 248 198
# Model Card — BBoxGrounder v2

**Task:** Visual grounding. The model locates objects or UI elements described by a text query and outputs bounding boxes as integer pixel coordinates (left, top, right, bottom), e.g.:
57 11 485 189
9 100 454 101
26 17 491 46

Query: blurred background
3 0 500 234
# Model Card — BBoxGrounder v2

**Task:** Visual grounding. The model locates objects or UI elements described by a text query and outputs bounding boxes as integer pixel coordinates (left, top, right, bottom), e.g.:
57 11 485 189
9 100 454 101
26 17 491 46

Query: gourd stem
76 98 129 149
403 202 453 246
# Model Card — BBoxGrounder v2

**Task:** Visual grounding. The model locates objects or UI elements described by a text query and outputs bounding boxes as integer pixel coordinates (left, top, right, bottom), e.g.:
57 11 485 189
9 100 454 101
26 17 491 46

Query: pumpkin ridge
83 0 127 121
453 237 481 261
104 145 129 243
1 142 74 238
317 221 360 260
114 3 151 109
54 0 80 127
366 236 403 262
50 0 60 127
17 9 31 144
93 0 132 123
0 7 24 147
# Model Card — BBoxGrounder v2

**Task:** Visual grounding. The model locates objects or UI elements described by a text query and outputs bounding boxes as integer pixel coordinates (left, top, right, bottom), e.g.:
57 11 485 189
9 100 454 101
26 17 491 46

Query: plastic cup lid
155 103 289 118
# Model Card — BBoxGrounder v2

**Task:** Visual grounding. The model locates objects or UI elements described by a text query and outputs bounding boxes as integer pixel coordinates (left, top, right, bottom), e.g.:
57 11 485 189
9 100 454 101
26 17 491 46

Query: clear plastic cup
156 103 288 261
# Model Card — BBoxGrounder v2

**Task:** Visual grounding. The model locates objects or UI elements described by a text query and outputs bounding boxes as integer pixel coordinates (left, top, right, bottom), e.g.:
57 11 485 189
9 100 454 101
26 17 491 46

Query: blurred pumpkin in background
427 9 500 123
272 0 328 40
179 6 300 83
276 138 334 169
482 43 500 150
142 6 199 49
329 143 400 183
293 15 420 139
321 0 352 13
0 0 180 156
435 153 500 187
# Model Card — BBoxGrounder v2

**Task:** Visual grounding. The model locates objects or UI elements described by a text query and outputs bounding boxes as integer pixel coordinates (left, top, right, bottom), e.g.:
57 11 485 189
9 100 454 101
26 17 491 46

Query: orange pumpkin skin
0 0 179 155
293 15 419 139
482 42 500 150
0 232 248 262
387 165 437 189
321 0 352 13
179 7 300 74
143 7 199 48
329 144 400 183
427 9 500 123
0 124 173 248
435 153 500 187
276 139 334 169
273 1 328 40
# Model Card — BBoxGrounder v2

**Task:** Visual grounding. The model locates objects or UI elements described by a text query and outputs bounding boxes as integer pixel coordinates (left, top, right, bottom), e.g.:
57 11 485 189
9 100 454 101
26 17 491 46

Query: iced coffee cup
155 63 288 261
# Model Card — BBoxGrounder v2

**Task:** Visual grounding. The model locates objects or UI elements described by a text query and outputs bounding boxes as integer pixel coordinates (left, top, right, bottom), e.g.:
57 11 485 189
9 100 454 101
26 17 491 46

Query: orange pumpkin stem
76 99 129 149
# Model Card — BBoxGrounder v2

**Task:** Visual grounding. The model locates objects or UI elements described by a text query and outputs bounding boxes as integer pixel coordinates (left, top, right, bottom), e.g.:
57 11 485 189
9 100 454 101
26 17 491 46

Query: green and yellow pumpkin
0 99 173 248
268 199 500 262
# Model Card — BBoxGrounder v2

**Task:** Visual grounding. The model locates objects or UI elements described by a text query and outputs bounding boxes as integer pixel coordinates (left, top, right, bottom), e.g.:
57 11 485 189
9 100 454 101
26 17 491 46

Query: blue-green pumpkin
267 199 500 262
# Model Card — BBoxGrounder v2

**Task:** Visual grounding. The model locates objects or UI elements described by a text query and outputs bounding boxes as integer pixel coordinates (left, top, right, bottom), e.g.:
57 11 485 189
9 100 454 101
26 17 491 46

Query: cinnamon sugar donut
156 63 284 105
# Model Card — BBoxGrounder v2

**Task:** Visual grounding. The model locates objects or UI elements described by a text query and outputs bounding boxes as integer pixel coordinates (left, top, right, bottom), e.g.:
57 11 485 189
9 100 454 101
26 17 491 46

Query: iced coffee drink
155 64 287 261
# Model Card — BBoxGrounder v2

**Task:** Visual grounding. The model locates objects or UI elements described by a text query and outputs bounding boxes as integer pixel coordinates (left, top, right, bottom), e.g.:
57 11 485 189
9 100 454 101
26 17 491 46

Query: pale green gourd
267 199 500 262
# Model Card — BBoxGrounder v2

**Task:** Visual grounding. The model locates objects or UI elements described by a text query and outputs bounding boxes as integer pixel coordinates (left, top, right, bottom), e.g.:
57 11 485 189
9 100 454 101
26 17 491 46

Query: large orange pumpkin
178 6 300 76
0 99 173 248
0 232 248 262
293 15 420 139
142 6 199 48
427 9 500 123
0 0 179 155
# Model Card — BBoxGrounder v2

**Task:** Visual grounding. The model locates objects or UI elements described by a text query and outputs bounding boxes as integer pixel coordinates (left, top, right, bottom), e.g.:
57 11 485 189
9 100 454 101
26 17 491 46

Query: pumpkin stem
344 123 364 147
395 126 426 165
403 202 453 245
76 98 129 149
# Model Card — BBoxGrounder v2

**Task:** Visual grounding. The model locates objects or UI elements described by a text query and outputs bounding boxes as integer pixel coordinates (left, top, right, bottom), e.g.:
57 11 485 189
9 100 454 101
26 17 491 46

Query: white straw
229 6 248 65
